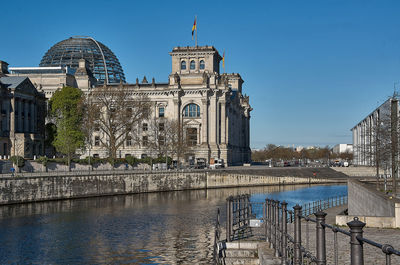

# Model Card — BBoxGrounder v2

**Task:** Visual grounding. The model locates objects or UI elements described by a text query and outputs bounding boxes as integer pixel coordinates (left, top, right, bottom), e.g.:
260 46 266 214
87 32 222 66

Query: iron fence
286 195 348 223
266 199 400 265
217 194 400 265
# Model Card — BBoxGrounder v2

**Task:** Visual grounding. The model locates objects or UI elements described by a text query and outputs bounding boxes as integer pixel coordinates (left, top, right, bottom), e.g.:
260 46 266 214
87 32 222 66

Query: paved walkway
288 204 400 264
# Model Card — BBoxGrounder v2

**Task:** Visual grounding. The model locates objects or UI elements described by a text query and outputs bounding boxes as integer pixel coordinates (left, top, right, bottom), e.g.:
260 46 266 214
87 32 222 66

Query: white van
210 158 224 169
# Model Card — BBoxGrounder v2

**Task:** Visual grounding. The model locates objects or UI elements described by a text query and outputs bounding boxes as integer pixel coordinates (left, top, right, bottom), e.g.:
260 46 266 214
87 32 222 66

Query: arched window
190 60 196 70
200 60 205 69
183 103 200 117
181 61 186 70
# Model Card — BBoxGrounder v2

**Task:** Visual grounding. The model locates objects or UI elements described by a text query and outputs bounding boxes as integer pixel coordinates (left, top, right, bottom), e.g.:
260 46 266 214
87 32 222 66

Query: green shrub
10 156 25 168
126 156 139 166
37 156 49 167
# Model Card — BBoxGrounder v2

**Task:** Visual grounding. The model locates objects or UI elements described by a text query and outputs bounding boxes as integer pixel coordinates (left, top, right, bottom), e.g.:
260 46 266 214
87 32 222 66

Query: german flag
192 18 197 40
222 51 225 68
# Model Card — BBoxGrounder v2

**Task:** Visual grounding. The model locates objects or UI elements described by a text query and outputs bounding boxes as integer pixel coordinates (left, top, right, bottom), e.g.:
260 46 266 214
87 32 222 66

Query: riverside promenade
215 195 400 265
289 205 400 264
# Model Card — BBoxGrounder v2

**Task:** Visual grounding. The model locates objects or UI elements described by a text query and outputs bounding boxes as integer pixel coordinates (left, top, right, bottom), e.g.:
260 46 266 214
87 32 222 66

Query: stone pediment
184 119 201 126
0 76 38 96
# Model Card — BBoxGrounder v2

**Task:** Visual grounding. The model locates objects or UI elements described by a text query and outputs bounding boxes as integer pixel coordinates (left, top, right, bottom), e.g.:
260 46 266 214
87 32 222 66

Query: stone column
13 99 22 131
0 99 2 132
24 100 29 133
246 115 251 150
10 97 15 156
30 101 34 133
201 98 208 145
209 93 217 146
18 100 22 132
173 98 180 123
10 98 15 136
220 99 226 144
5 100 10 132
225 107 229 145
33 103 37 133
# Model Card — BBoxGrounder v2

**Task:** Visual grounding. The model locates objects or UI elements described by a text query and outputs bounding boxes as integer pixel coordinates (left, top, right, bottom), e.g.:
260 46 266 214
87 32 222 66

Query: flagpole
223 50 225 73
195 15 198 47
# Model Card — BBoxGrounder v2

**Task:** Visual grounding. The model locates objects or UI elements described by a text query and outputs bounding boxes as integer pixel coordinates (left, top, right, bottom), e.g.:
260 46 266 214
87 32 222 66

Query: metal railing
213 208 223 265
265 198 400 265
285 195 348 223
226 194 253 242
218 194 400 264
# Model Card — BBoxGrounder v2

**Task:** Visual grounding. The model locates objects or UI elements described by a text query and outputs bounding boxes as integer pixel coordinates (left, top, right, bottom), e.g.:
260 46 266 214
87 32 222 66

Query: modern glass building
40 36 125 84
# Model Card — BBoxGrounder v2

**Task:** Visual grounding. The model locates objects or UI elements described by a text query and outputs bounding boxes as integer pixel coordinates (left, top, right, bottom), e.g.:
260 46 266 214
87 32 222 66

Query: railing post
264 198 267 241
271 200 276 249
275 200 280 257
266 199 269 242
293 205 302 265
281 201 288 265
268 199 272 244
247 194 252 225
237 195 241 225
226 196 233 242
347 217 366 265
315 211 327 265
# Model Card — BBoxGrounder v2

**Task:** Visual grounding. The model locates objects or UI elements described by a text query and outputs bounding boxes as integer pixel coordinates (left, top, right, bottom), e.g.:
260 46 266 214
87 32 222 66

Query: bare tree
85 84 150 164
146 118 191 167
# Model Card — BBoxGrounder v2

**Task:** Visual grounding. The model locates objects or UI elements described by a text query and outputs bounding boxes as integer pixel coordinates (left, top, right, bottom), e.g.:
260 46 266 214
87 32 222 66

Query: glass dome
40 36 126 84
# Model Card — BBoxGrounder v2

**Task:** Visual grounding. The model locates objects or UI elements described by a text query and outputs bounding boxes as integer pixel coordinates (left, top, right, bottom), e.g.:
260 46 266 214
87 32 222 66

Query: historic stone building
9 59 96 99
87 46 252 165
4 37 252 166
0 61 46 158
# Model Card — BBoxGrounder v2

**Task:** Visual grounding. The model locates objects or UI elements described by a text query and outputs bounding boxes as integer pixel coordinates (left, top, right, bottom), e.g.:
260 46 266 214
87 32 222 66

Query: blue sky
2 0 400 149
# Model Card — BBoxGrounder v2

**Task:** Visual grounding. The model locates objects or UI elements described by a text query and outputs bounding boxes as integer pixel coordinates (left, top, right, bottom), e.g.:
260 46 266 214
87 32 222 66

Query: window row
181 60 205 70
94 128 198 148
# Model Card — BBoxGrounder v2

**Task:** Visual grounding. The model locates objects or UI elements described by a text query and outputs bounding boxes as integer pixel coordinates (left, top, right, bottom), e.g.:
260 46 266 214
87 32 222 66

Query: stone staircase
223 241 281 265
331 166 377 177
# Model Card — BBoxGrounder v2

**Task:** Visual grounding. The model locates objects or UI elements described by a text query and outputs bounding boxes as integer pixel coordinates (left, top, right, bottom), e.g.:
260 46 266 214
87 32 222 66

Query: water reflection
0 184 346 264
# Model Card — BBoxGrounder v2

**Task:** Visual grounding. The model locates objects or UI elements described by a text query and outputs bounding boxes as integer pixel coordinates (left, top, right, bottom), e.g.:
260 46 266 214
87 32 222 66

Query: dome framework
40 36 125 84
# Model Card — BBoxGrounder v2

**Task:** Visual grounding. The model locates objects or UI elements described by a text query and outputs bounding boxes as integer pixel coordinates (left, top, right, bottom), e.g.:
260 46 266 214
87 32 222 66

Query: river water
0 184 346 264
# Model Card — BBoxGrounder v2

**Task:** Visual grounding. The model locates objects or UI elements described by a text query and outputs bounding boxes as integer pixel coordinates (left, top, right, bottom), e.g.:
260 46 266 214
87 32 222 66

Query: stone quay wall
0 170 345 205
337 179 400 228
348 179 399 217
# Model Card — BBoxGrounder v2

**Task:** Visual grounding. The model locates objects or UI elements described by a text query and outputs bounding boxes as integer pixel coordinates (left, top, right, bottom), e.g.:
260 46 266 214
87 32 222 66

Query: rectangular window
126 136 132 146
187 128 197 146
142 123 148 131
94 136 100 146
94 124 100 131
159 123 164 131
142 136 148 147
159 107 165 117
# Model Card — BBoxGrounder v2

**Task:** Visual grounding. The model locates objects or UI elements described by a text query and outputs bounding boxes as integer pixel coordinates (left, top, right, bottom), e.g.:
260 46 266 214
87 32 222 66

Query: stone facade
0 61 46 158
4 45 252 166
8 59 95 99
86 46 252 166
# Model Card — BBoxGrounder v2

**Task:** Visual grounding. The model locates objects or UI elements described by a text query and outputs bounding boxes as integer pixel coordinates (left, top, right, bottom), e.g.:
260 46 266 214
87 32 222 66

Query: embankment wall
0 170 345 205
348 179 398 217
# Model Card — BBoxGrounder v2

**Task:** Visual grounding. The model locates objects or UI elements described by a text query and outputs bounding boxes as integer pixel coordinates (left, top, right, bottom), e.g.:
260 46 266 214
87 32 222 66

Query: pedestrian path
289 204 400 264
